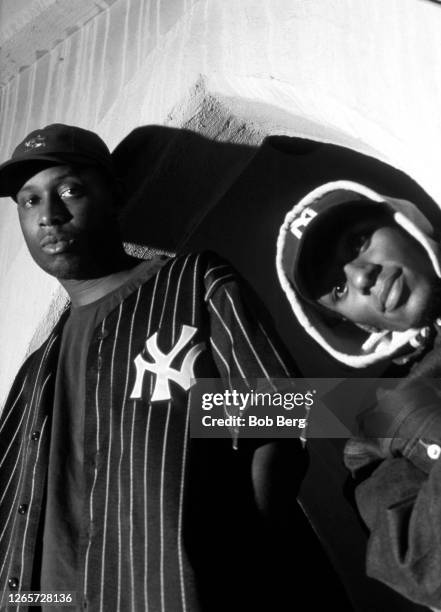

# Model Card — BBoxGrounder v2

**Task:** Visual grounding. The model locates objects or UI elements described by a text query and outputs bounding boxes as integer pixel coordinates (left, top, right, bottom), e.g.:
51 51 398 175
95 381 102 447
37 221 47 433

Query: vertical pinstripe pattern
17 415 49 588
172 254 191 343
0 434 27 509
125 288 142 611
0 332 58 567
98 307 119 612
0 405 30 547
0 252 296 611
157 253 181 612
224 288 275 384
143 397 152 612
209 338 231 380
0 376 28 436
0 321 63 610
177 252 199 612
35 374 52 410
116 299 127 611
83 319 107 599
159 401 171 612
0 408 27 471
143 264 161 612
128 400 137 612
206 300 248 380
177 400 189 612
257 321 291 376
158 257 178 329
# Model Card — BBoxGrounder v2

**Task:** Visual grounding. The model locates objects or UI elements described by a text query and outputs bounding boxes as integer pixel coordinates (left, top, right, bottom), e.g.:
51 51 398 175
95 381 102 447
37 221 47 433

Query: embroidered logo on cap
24 135 46 149
290 207 318 239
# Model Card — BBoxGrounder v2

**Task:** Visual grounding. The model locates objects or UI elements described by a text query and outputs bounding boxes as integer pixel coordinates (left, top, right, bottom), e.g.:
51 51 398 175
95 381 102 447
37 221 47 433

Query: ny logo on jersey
290 207 318 239
130 324 205 402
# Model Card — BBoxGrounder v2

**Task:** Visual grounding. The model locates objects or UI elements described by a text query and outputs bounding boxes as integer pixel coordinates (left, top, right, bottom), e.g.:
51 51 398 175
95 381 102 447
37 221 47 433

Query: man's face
16 164 120 280
315 216 438 332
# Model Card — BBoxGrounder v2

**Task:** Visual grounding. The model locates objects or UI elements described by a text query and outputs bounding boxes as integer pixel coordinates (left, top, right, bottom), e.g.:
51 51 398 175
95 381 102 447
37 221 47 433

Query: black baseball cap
0 123 113 197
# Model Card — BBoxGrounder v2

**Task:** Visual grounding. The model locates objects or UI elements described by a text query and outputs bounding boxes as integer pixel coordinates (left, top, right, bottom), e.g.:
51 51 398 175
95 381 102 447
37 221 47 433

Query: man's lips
40 234 75 255
377 270 405 312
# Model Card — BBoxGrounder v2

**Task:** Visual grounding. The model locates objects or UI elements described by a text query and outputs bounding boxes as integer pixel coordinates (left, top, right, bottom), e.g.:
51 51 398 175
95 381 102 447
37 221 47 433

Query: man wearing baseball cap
0 124 303 611
277 180 441 609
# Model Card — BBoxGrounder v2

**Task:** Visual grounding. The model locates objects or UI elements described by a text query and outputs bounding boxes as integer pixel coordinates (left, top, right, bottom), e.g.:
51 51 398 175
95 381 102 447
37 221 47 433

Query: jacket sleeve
203 253 300 383
353 455 441 609
345 378 441 476
343 372 441 609
202 253 301 447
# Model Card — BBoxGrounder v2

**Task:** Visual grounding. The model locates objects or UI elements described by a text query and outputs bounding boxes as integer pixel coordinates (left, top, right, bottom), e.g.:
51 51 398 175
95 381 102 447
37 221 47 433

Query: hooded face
314 214 438 332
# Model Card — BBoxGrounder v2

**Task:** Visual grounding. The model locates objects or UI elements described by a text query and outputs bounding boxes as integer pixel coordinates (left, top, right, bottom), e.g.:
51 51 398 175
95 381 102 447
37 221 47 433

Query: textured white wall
1 0 441 405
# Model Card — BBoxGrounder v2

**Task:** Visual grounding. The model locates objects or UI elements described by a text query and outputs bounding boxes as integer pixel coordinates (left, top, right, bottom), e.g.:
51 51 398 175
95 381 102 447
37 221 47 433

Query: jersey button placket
96 329 109 342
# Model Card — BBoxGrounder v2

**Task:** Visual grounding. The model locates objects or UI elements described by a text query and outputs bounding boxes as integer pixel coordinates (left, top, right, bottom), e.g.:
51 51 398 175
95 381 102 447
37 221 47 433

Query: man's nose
38 194 69 227
344 261 380 293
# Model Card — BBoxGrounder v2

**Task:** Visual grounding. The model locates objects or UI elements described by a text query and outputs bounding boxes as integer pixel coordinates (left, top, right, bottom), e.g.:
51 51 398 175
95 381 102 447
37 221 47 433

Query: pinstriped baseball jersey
0 251 296 611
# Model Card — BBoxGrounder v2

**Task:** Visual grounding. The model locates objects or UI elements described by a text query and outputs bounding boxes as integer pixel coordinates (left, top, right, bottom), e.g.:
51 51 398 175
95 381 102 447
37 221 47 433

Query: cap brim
0 153 112 198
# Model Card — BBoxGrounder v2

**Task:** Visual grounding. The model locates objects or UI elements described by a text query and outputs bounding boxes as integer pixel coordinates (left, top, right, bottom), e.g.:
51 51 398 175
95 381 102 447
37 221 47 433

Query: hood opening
276 180 441 368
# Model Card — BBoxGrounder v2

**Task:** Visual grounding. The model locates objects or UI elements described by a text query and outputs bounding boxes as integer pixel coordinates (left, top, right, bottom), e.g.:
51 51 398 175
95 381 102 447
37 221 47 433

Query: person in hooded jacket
276 180 441 611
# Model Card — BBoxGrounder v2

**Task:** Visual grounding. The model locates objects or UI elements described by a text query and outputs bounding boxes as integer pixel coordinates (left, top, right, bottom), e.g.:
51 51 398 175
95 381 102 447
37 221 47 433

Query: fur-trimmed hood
276 180 441 368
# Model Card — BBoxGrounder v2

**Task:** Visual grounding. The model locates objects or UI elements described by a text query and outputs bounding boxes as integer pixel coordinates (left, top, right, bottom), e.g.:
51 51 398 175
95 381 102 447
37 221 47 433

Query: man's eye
59 187 83 199
19 197 38 209
350 232 369 255
332 282 347 300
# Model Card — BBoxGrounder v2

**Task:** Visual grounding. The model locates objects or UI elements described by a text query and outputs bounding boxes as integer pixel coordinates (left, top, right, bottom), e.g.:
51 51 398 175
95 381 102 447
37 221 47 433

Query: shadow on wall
113 125 432 612
113 125 258 253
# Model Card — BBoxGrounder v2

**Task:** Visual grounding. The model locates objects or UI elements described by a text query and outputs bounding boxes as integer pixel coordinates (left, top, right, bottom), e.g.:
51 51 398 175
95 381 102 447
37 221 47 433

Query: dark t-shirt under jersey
39 256 167 607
